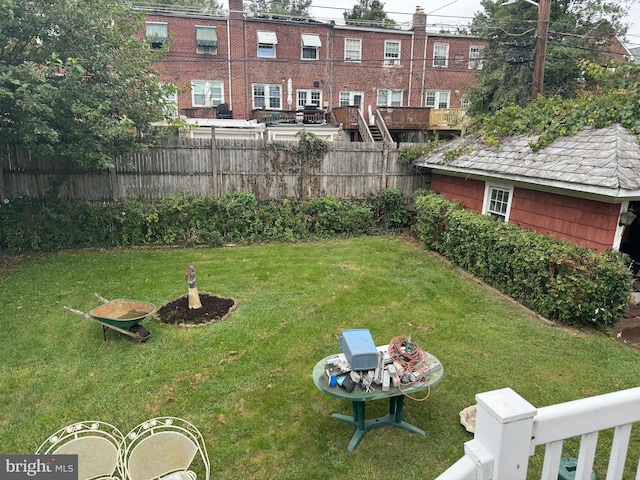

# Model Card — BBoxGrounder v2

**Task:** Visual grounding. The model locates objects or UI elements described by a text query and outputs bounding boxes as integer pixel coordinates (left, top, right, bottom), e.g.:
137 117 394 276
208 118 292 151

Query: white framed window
469 45 484 69
384 40 400 65
257 31 277 58
461 96 471 109
196 26 217 55
339 91 364 108
297 90 322 109
433 43 449 67
146 22 168 50
425 90 450 109
301 34 321 60
253 84 281 109
483 184 513 222
191 80 224 107
345 38 362 61
377 89 402 107
161 85 178 118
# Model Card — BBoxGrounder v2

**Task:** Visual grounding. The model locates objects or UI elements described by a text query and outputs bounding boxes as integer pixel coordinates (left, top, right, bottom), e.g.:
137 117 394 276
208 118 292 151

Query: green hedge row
413 192 632 328
0 190 409 253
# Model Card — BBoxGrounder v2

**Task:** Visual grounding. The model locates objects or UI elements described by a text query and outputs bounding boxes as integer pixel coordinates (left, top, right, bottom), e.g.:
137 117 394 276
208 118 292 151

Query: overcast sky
306 0 640 51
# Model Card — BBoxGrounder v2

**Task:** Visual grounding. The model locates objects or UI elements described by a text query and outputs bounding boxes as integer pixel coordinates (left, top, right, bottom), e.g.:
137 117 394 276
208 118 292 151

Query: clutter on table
325 329 442 398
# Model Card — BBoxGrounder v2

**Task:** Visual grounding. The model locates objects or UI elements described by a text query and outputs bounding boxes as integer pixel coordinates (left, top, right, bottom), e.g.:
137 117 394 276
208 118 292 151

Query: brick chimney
412 6 426 33
228 0 243 20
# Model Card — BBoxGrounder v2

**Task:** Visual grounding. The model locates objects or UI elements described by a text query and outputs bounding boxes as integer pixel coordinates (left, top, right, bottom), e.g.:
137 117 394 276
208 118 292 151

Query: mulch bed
155 293 237 327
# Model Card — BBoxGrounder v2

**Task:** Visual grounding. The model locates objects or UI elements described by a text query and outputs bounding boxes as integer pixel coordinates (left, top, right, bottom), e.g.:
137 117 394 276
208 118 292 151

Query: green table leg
331 396 426 452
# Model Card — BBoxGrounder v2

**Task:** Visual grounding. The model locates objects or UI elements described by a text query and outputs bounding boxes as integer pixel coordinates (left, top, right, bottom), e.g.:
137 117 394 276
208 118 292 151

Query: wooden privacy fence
0 138 426 202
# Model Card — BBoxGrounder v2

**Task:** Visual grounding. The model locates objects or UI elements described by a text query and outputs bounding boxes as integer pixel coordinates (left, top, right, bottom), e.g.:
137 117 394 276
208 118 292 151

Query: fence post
211 126 219 198
381 141 388 190
0 161 6 201
474 388 537 479
109 166 119 200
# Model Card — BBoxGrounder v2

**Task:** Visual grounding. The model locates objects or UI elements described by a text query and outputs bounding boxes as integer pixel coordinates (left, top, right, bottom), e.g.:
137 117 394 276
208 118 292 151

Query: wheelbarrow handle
94 293 109 304
63 306 141 339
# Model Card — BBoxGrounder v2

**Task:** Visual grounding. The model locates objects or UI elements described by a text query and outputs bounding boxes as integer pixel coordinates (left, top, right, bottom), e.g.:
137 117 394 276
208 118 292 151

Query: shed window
483 184 513 222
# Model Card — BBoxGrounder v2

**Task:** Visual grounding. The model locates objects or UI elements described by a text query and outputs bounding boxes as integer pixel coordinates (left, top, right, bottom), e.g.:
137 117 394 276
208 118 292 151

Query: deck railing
429 108 467 128
376 107 430 129
332 106 466 130
435 387 640 480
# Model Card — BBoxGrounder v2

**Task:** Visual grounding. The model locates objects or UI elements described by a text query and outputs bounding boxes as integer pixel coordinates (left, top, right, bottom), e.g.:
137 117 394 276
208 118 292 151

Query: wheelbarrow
64 293 155 342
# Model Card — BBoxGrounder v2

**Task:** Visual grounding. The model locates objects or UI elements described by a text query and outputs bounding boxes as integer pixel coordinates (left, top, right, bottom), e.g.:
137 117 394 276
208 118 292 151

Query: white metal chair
121 417 210 480
36 420 124 480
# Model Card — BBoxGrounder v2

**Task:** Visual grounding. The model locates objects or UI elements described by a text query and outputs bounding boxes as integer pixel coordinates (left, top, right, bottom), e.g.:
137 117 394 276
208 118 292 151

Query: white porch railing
435 387 640 480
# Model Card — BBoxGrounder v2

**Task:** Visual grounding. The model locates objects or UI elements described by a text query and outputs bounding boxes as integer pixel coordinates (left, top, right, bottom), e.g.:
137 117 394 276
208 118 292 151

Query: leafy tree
247 0 312 17
0 0 177 168
343 0 396 28
466 0 628 117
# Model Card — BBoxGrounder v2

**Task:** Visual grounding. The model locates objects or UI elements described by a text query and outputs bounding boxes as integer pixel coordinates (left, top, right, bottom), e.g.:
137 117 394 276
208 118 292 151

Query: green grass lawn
1 236 639 479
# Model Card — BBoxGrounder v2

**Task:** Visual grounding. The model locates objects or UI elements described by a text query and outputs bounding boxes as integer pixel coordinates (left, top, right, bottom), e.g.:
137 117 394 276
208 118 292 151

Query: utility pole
531 0 551 99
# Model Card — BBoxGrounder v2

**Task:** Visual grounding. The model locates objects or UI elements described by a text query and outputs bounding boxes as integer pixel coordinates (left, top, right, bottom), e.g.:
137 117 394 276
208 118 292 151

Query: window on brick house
257 31 277 58
297 90 322 109
345 38 362 61
384 40 400 65
196 26 217 55
146 22 168 50
433 43 449 67
377 89 402 107
469 45 484 69
253 84 281 109
483 184 513 222
425 90 450 109
339 91 364 109
191 80 224 107
301 34 321 60
162 85 178 118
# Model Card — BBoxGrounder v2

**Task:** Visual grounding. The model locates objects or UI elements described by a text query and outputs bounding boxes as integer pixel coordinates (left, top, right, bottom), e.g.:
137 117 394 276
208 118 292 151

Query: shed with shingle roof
412 123 640 254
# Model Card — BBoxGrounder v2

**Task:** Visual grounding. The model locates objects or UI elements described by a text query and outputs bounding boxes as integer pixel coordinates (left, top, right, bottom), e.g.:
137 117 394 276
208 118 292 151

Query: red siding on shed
510 188 619 251
430 174 484 211
430 174 620 251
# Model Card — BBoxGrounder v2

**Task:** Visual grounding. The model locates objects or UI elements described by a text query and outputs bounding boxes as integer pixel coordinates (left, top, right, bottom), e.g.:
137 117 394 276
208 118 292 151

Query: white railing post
474 388 537 480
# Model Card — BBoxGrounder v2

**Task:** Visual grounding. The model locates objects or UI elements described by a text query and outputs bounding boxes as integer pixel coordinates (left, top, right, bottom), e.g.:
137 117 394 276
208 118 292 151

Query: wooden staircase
368 124 384 142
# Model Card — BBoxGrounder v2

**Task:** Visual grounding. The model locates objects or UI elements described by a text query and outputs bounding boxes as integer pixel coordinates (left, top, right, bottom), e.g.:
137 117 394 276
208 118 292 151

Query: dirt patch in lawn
614 304 640 350
155 293 237 327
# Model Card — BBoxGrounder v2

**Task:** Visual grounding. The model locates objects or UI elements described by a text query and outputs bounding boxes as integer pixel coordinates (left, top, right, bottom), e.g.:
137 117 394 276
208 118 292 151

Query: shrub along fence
0 138 425 202
413 192 632 327
0 190 410 253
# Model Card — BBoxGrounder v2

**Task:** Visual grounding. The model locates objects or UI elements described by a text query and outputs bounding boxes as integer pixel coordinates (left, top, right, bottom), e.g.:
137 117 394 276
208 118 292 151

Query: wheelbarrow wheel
129 324 151 343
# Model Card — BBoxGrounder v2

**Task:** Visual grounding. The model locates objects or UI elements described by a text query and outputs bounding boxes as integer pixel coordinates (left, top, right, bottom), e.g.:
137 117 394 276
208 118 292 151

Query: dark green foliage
397 142 439 165
0 0 177 168
0 193 384 253
343 0 396 28
414 192 632 327
301 197 373 235
470 61 640 150
467 0 628 117
246 0 312 16
375 189 410 232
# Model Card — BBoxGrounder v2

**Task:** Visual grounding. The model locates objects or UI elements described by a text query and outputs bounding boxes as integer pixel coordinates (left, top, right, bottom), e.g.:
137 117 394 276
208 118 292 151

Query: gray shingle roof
413 124 640 199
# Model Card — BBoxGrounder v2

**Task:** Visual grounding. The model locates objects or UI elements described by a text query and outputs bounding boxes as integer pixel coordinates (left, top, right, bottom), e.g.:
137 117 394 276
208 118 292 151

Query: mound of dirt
615 303 640 350
156 293 237 326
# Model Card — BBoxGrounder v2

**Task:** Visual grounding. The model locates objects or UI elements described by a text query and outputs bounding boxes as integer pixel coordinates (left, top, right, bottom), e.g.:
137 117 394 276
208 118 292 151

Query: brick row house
140 0 486 141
